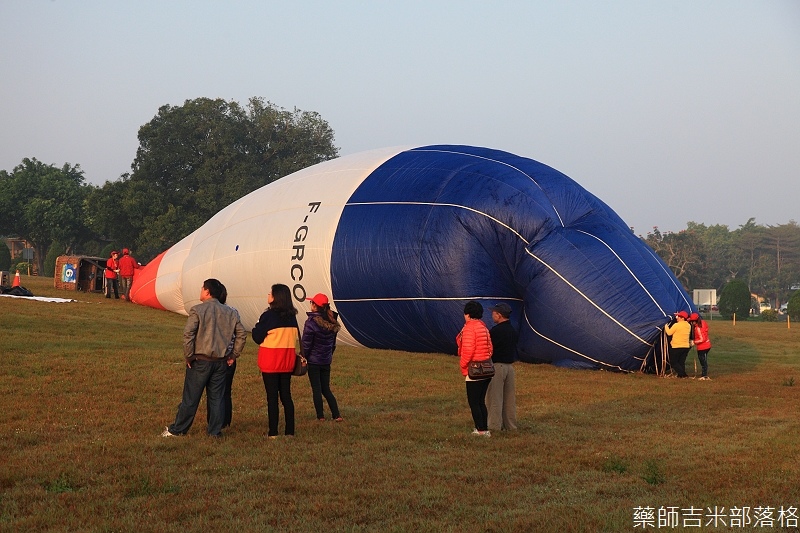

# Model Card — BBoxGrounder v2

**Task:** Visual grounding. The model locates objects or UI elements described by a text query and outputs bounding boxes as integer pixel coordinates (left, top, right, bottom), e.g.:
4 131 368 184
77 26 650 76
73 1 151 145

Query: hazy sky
2 1 798 234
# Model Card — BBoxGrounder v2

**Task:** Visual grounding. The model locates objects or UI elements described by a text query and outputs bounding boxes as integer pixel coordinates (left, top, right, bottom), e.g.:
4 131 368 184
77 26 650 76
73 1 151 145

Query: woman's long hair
315 302 339 324
269 283 298 318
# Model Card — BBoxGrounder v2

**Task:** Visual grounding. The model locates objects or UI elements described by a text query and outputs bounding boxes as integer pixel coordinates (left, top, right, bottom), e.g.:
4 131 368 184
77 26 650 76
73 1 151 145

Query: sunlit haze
2 1 798 234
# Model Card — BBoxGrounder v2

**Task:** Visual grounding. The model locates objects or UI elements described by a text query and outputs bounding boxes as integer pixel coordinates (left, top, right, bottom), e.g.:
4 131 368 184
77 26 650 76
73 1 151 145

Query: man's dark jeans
168 359 227 436
207 359 236 429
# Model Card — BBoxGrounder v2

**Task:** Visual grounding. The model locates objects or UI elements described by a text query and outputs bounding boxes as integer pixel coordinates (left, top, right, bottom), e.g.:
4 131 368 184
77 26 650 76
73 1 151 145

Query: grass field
1 275 799 532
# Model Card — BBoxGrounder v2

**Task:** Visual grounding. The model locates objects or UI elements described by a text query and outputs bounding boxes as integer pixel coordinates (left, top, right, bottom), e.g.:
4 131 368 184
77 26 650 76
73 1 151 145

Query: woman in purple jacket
302 293 343 421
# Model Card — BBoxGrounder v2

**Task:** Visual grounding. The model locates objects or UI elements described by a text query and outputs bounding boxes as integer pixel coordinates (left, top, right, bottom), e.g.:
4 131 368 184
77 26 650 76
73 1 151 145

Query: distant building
692 289 716 307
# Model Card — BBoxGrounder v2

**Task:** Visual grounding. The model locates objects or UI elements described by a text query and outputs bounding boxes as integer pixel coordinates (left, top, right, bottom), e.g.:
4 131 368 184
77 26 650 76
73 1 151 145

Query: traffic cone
12 270 20 287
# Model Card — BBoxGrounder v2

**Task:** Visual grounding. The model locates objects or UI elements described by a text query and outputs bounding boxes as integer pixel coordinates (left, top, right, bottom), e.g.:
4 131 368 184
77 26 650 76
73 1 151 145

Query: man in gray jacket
162 278 246 437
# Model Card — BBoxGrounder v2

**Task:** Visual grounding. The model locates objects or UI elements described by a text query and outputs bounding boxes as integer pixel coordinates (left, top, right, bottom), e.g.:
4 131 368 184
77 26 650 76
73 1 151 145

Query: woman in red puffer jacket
456 300 493 437
689 312 712 380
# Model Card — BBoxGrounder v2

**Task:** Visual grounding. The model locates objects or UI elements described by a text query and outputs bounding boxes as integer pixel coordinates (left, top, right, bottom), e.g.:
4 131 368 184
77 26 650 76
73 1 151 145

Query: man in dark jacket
486 303 519 431
162 278 246 437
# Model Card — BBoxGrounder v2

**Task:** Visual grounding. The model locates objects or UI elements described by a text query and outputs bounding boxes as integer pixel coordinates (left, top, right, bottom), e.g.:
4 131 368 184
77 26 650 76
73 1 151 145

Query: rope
643 328 670 376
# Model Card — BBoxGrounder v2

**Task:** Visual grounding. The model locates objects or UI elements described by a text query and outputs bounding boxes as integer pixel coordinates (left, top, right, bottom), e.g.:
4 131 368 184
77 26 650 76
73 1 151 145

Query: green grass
2 275 800 531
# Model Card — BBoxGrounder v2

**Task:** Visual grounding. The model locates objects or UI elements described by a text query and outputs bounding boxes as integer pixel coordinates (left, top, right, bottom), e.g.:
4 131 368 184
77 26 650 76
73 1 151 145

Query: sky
1 1 798 235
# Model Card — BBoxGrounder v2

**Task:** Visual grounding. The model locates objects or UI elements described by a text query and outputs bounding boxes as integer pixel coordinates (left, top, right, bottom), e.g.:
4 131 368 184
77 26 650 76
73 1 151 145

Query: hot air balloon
131 145 693 372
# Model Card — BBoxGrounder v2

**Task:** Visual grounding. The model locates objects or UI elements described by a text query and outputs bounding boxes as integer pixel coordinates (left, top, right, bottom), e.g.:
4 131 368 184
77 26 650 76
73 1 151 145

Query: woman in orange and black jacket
456 300 494 437
252 283 299 438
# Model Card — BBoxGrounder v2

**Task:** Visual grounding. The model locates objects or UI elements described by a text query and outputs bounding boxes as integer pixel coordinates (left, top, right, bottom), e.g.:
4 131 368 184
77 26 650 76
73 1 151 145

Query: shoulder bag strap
296 324 305 357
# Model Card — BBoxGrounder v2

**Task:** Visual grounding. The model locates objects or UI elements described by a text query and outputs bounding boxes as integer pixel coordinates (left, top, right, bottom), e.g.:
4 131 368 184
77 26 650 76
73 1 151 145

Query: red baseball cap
676 311 689 319
307 293 329 306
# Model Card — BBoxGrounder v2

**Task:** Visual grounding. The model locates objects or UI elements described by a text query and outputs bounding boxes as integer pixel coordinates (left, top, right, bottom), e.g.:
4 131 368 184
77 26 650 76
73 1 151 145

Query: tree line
0 97 338 273
644 220 800 310
1 95 798 313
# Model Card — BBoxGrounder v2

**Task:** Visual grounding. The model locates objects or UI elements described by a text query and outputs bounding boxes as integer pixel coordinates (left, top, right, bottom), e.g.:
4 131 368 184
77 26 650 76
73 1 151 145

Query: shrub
43 242 64 278
601 455 628 474
0 241 10 271
788 291 800 321
719 279 751 320
760 309 780 322
642 460 666 485
10 260 30 275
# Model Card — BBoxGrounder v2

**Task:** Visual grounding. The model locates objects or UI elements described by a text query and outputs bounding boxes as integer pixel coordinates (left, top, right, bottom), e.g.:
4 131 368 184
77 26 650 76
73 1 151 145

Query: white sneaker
471 429 491 437
161 426 177 437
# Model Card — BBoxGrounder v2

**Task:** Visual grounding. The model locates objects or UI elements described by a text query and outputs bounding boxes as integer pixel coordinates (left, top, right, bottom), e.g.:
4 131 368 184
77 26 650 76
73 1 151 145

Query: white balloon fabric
132 145 693 371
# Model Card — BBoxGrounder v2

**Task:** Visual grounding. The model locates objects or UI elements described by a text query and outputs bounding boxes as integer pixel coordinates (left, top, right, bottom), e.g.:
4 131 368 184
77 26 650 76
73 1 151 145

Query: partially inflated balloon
131 145 693 371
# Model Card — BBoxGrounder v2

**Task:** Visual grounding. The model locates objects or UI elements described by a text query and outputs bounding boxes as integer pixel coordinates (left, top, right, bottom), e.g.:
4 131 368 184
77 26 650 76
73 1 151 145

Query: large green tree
98 97 339 261
718 279 751 320
0 158 91 273
762 222 800 308
83 176 137 250
684 222 739 290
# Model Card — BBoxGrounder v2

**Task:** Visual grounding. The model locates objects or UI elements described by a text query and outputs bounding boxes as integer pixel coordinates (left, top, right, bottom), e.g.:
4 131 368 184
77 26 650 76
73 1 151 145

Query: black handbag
467 326 494 379
292 324 308 376
293 353 308 376
468 359 495 380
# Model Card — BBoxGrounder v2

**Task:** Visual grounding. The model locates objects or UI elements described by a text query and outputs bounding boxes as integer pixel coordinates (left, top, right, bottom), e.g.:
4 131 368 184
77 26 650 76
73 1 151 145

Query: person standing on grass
206 283 240 429
456 300 494 437
162 278 246 438
302 293 343 422
689 312 712 380
104 250 120 299
486 303 518 432
664 310 691 378
117 248 140 302
252 283 299 439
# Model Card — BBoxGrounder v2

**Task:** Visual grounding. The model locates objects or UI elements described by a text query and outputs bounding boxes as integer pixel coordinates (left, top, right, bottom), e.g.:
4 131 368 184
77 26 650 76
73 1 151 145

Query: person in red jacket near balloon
117 248 140 302
456 300 494 437
689 312 712 380
104 251 120 299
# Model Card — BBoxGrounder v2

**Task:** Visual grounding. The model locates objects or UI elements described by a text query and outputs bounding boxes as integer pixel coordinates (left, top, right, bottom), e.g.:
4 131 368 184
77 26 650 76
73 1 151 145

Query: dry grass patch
1 276 799 531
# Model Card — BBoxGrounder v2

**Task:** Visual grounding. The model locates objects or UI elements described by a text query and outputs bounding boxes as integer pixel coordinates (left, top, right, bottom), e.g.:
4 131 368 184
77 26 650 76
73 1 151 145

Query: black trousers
670 347 690 378
466 379 491 431
307 364 340 419
262 372 294 436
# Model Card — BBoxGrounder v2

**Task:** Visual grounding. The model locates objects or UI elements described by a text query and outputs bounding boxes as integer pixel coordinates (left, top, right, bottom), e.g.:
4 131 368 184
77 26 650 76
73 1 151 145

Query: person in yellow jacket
664 310 692 378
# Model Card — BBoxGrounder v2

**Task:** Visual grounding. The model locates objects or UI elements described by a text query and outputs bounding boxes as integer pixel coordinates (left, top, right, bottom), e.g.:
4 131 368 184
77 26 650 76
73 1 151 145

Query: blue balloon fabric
331 145 693 371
